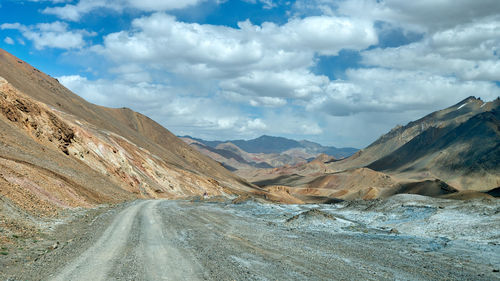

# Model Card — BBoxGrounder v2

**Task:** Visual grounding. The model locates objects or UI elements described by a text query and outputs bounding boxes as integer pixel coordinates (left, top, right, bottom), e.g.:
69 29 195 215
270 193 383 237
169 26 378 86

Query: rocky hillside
0 49 265 241
367 103 500 190
331 97 497 171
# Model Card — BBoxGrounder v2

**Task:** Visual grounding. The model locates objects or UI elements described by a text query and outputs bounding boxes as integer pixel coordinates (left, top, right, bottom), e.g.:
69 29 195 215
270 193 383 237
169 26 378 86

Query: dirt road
7 196 500 280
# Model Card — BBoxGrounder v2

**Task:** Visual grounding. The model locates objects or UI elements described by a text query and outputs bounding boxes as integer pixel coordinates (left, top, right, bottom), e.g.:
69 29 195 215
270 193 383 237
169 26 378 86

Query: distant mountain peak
452 96 482 108
256 135 286 140
181 135 358 159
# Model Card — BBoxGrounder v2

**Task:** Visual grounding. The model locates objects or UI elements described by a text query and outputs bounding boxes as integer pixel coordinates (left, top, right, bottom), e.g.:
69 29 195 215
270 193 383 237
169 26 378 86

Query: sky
1 0 499 148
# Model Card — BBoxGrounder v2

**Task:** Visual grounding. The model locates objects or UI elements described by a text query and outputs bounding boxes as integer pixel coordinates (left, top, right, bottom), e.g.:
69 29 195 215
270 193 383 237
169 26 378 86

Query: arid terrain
0 46 499 281
0 49 271 247
237 96 500 203
1 196 499 280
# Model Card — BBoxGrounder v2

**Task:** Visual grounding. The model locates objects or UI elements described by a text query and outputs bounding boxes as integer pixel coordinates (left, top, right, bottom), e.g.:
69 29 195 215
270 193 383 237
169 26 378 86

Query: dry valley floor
2 196 499 280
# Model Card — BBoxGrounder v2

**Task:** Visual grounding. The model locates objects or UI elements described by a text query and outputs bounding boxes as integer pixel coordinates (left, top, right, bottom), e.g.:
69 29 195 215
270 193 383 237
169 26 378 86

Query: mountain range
1 47 499 244
243 96 500 202
180 135 357 170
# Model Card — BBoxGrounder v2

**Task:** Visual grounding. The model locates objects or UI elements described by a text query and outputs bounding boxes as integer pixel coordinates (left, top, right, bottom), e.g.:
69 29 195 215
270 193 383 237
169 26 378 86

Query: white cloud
43 0 117 22
127 0 203 11
218 91 287 107
58 74 326 141
300 123 323 135
245 16 378 56
249 96 287 107
362 19 500 81
108 64 152 83
58 75 171 107
43 0 206 21
257 110 324 136
96 13 376 64
243 0 277 9
39 0 500 147
90 12 377 107
336 0 500 32
58 75 110 105
3 37 14 45
0 21 93 50
307 68 500 116
287 0 500 120
220 70 328 99
246 118 267 130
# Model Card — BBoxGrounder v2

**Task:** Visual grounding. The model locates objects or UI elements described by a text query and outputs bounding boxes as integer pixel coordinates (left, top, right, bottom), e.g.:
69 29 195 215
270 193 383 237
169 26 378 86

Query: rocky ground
1 195 499 281
0 199 127 280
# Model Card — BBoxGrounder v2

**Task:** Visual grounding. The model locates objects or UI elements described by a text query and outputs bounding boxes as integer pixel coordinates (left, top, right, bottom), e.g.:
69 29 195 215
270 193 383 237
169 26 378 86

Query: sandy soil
1 195 499 280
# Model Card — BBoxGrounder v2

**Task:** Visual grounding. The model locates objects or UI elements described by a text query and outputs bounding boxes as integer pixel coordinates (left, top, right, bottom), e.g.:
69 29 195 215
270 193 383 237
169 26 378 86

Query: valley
2 197 499 281
180 135 357 170
0 46 498 281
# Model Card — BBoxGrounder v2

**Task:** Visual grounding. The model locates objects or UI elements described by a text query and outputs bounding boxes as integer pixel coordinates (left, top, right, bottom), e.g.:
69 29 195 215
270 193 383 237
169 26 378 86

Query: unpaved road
5 195 500 280
48 200 200 281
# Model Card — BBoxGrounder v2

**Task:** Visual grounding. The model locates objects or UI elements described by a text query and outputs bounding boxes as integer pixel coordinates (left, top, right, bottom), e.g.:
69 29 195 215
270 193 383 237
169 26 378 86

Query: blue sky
1 0 499 148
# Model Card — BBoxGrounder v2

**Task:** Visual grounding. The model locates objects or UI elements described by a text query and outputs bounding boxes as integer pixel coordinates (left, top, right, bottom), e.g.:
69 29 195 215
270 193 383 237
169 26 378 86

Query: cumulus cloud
89 12 377 111
57 75 167 106
307 68 500 116
0 21 93 49
335 0 500 32
245 118 267 130
76 8 499 144
248 97 287 107
93 13 377 73
43 0 112 21
127 0 203 11
58 74 326 141
220 70 328 99
288 0 500 118
362 19 500 81
3 37 14 45
246 16 378 55
28 0 499 146
43 0 206 21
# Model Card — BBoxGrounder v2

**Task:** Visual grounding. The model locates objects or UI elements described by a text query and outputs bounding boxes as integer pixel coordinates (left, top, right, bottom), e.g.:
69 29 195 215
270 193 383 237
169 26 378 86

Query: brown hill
330 96 495 172
294 168 398 200
242 152 337 187
181 136 316 170
368 106 500 190
0 50 252 188
179 139 273 171
0 49 268 240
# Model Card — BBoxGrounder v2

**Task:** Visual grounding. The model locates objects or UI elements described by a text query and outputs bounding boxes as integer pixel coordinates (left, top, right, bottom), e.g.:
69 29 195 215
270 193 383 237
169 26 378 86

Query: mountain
334 96 500 191
180 135 357 171
367 103 500 190
184 135 357 157
246 96 500 201
230 135 305 154
180 137 273 171
0 49 278 240
331 96 496 171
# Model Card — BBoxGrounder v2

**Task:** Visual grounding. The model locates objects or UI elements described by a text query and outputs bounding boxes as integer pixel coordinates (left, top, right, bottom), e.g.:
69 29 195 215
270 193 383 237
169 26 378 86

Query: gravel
2 196 499 280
